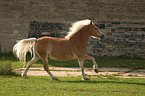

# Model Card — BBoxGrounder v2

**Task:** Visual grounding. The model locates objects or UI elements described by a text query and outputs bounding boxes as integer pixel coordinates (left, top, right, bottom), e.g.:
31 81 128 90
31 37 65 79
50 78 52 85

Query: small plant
128 74 138 77
128 74 134 76
0 61 20 76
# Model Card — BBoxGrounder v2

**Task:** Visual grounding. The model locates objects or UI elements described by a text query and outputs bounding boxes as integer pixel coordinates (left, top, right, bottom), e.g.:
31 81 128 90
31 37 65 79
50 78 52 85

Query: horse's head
88 21 104 40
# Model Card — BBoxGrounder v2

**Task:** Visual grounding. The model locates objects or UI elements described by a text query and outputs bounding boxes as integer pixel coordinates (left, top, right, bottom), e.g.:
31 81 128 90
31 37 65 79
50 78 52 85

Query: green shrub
0 61 20 76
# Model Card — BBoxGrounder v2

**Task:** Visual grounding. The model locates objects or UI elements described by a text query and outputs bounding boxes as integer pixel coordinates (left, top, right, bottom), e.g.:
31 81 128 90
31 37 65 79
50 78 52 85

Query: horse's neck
68 29 90 48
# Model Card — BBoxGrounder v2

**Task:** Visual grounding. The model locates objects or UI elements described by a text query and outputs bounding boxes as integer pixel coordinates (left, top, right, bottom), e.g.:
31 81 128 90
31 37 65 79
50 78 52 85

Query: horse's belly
49 54 75 61
49 51 75 61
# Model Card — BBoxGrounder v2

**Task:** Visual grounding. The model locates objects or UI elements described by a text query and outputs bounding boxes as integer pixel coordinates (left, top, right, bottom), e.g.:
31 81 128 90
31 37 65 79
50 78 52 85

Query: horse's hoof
22 74 28 79
94 69 98 73
24 76 29 79
22 73 28 79
22 75 28 79
52 77 59 80
83 77 90 81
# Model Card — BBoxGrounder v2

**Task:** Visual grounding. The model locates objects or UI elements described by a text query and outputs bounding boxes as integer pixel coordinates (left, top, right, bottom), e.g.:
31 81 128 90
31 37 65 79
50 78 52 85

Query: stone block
141 28 145 31
100 24 105 29
111 22 121 24
124 27 132 31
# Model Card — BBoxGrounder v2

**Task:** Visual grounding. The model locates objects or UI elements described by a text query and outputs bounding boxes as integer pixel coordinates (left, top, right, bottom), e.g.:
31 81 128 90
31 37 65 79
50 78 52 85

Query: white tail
13 38 37 62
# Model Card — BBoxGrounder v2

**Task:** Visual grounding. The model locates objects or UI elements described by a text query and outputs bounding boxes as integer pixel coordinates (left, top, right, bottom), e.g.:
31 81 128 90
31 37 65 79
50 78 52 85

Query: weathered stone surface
0 0 145 58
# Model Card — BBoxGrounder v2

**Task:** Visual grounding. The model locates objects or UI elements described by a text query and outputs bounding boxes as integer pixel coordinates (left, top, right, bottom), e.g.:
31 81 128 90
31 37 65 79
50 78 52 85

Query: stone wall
90 21 145 58
0 0 145 58
28 21 145 58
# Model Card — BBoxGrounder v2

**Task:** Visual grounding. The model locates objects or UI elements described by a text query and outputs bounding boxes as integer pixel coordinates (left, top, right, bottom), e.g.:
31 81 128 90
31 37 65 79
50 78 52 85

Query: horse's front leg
83 55 99 73
92 58 99 73
78 59 90 80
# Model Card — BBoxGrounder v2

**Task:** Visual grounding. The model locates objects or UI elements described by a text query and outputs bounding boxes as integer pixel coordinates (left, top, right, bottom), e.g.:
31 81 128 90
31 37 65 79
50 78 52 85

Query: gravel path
17 67 145 78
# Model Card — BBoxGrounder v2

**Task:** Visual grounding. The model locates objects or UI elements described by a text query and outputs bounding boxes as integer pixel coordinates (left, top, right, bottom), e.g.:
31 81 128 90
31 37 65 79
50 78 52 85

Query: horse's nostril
100 34 104 39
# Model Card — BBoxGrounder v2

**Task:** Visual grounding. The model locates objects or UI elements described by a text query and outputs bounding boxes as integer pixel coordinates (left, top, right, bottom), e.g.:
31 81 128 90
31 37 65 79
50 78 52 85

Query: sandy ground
17 67 145 78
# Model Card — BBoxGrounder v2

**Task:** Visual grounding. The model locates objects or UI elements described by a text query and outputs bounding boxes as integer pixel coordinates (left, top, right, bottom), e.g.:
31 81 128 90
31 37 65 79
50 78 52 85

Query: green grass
0 76 145 96
1 53 145 96
0 52 145 69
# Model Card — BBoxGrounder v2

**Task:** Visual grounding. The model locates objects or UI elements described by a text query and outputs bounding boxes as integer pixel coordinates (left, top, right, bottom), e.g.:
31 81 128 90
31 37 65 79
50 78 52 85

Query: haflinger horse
13 19 104 80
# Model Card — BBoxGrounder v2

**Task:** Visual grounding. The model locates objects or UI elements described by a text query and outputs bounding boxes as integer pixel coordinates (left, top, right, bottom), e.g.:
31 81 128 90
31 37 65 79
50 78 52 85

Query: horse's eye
95 28 97 30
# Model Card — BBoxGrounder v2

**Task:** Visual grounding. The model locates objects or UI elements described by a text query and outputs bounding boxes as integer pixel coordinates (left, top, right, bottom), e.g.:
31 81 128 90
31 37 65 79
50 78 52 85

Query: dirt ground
17 67 145 78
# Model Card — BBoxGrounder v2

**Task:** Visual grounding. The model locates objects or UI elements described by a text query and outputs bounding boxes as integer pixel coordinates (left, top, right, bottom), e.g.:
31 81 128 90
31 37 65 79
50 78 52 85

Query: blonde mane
65 19 91 39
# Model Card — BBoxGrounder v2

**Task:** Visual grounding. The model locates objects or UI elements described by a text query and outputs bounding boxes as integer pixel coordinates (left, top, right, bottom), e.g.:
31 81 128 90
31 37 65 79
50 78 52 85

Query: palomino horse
13 19 104 80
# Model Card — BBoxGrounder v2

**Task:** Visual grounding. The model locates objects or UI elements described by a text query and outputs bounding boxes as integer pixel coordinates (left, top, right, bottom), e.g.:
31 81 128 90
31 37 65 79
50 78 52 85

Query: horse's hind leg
40 54 58 80
78 59 90 80
22 54 39 78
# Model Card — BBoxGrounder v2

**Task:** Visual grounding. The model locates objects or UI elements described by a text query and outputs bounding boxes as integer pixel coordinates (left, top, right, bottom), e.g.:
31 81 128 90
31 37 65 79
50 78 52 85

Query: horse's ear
90 21 93 24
